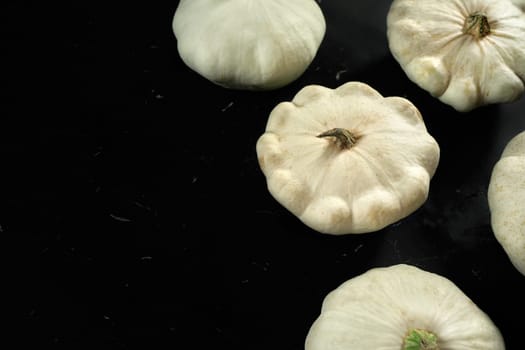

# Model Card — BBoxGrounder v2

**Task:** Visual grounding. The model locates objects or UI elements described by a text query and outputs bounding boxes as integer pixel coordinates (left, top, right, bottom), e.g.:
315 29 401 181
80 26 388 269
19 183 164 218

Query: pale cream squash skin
488 130 525 276
305 264 505 350
387 0 525 112
511 0 525 11
172 0 326 90
256 82 440 235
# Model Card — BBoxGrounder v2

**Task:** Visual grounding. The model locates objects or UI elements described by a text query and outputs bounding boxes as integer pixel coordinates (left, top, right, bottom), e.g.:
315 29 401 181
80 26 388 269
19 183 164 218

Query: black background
7 1 525 349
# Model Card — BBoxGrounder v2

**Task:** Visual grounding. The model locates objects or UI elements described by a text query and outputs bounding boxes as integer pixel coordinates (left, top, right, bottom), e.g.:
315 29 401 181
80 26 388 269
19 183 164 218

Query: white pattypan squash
512 0 525 11
305 264 505 350
488 130 525 276
387 0 525 112
172 0 326 90
256 81 440 235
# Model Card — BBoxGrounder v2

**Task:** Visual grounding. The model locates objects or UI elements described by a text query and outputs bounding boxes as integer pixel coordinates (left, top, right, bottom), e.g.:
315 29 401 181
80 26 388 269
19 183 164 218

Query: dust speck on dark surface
7 1 525 349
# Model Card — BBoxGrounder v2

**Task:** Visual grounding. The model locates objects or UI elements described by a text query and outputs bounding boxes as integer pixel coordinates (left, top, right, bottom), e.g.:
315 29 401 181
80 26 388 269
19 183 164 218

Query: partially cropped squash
488 130 525 276
256 81 440 235
387 0 525 112
305 264 505 350
172 0 326 90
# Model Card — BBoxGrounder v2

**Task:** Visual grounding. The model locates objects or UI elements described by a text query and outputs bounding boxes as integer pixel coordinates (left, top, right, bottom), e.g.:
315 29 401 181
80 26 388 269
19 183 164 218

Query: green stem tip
317 128 357 149
403 329 439 350
463 12 491 39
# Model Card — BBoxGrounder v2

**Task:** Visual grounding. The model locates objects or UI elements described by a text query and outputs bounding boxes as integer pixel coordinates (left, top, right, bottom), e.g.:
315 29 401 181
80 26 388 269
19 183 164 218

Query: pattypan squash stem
403 329 439 350
317 128 357 149
463 12 490 39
